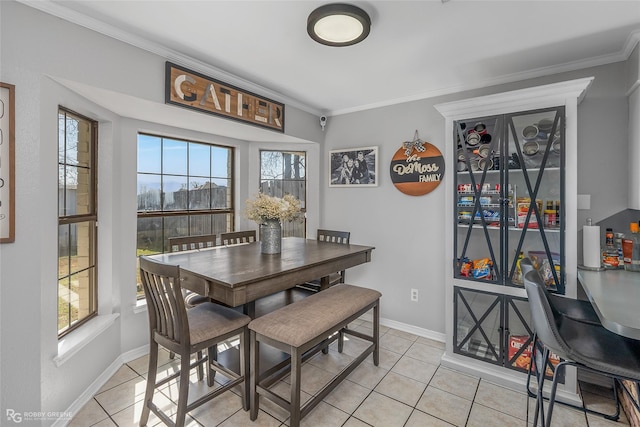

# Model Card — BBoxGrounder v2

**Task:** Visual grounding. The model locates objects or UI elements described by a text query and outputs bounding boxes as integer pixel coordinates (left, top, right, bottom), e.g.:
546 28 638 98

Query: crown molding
622 28 640 58
434 77 594 119
17 1 640 118
624 29 640 97
16 0 323 116
330 30 640 116
330 47 629 116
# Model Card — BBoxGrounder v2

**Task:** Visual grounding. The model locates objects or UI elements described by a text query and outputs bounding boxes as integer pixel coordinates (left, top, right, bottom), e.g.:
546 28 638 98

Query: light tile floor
69 319 631 427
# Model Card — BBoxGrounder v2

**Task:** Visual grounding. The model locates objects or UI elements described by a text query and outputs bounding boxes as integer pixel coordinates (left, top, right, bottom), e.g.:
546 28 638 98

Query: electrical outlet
411 288 418 302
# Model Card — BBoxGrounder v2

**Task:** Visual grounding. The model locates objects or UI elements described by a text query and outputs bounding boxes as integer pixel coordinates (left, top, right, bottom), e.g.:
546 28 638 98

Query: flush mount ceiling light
307 3 371 47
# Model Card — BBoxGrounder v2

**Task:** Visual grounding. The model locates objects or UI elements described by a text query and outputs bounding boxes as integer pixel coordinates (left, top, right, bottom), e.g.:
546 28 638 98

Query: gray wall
0 0 634 422
321 61 630 332
0 1 321 421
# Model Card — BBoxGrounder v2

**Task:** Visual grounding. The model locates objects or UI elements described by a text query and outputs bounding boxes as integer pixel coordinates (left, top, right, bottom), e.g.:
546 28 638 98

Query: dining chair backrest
221 230 256 245
139 256 190 349
169 234 217 253
523 270 569 359
317 229 351 287
317 229 350 244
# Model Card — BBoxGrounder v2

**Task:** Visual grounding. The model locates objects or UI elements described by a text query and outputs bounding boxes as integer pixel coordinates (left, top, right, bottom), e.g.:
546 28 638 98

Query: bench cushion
248 284 381 347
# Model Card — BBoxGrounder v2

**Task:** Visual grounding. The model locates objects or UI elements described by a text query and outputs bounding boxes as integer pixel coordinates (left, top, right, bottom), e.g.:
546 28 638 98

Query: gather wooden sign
165 62 285 132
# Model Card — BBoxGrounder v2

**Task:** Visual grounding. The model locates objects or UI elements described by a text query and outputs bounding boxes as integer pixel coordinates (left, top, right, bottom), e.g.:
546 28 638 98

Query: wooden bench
248 284 381 427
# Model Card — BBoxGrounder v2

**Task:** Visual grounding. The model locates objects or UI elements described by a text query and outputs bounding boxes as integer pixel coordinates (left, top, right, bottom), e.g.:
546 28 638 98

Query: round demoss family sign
389 137 445 196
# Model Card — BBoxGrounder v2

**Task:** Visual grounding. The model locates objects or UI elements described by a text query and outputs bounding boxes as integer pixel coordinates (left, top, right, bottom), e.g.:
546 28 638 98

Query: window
136 134 234 298
58 108 98 337
259 150 306 237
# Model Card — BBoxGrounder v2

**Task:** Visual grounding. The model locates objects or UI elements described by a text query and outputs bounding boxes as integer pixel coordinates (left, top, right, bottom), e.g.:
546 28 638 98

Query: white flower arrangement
245 193 301 224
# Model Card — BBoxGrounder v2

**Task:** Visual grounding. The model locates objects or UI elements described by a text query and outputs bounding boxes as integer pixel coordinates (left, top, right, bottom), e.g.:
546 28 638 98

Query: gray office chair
523 269 640 426
521 257 603 404
520 257 600 325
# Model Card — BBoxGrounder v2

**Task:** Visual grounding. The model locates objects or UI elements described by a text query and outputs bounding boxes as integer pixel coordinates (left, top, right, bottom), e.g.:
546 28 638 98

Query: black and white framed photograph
329 146 378 187
0 82 15 243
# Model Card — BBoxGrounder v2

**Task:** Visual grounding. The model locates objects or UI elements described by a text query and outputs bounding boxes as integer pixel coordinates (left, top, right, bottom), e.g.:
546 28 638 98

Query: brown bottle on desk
622 222 640 272
602 228 619 269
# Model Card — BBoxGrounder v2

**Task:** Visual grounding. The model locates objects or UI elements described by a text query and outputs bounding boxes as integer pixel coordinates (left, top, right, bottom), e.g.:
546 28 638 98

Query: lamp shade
307 3 371 47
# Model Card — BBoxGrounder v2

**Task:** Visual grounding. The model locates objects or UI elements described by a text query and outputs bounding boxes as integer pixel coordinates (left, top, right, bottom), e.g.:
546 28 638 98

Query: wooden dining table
148 237 375 316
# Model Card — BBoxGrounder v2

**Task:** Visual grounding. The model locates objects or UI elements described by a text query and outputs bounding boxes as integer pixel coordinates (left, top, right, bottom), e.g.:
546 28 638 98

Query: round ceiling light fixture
307 3 371 47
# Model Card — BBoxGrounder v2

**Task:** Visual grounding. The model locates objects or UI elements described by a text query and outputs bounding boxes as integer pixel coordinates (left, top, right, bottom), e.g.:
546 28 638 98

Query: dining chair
168 234 217 252
167 235 217 359
139 256 251 427
523 269 640 426
298 229 351 292
168 234 217 308
220 230 256 245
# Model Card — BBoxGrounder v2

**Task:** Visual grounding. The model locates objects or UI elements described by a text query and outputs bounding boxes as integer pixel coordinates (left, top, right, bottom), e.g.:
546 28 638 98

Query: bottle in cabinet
544 200 556 228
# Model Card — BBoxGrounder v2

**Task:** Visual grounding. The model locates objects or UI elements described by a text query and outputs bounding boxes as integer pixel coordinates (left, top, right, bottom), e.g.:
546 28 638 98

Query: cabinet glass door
454 115 504 284
505 296 564 381
504 296 534 373
454 287 502 364
505 107 565 293
454 107 565 294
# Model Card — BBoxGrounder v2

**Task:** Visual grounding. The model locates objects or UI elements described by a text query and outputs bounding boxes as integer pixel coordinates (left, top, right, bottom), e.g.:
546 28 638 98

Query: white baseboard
355 313 446 343
53 344 150 427
380 317 446 343
56 317 441 426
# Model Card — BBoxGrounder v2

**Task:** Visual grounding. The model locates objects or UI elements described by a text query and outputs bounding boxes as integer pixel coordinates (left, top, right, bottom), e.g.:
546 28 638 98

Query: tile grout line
463 377 481 427
81 324 625 427
341 326 404 426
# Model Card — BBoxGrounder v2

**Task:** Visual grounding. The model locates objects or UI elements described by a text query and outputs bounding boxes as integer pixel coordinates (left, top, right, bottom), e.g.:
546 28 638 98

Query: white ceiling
22 1 640 117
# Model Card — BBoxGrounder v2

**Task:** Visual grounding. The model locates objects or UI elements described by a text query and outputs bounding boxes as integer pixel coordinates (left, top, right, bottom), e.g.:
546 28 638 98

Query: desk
578 269 640 340
149 237 375 315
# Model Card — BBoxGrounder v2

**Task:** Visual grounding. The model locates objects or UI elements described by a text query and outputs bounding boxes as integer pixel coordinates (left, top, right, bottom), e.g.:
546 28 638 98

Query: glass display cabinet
436 78 592 399
454 107 565 294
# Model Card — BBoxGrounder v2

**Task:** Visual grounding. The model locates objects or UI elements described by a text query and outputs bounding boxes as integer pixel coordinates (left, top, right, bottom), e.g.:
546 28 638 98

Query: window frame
259 149 307 238
58 107 98 338
136 133 235 298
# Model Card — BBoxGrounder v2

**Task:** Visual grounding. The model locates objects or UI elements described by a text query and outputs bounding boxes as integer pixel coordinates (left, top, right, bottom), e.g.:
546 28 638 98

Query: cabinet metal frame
453 286 503 365
453 106 566 294
454 286 554 376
